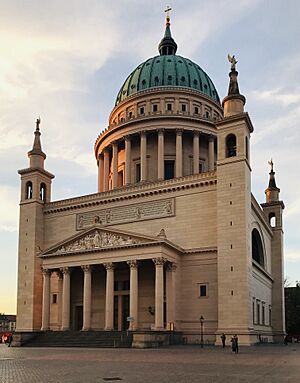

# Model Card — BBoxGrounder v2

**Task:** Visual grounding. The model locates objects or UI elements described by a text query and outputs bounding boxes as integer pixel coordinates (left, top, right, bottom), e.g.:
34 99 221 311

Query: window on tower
40 183 46 202
25 181 33 199
226 134 237 157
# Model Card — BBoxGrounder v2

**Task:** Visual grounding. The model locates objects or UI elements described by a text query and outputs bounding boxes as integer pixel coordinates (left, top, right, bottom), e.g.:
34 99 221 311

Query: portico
40 226 180 333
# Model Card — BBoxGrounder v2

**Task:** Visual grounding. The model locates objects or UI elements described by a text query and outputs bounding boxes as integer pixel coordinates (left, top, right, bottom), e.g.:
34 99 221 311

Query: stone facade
15 17 285 345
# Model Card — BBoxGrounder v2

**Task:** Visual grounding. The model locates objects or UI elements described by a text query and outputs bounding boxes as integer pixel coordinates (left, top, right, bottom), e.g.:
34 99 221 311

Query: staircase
24 331 133 348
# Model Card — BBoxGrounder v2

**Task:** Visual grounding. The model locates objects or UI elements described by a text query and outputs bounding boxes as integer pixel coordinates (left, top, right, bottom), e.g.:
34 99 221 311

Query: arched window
252 229 265 267
40 183 46 202
25 181 33 199
226 134 237 157
269 212 276 227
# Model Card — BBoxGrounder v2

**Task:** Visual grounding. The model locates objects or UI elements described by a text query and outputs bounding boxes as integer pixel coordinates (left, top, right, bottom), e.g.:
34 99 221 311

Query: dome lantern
158 14 177 56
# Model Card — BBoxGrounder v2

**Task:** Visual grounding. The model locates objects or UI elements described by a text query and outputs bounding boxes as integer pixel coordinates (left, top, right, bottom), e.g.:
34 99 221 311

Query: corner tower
16 119 54 332
216 58 254 344
261 160 285 341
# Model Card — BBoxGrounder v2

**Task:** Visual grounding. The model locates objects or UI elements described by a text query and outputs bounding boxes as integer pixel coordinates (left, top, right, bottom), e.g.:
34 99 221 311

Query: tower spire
28 117 46 168
158 7 177 55
222 55 246 117
265 159 280 202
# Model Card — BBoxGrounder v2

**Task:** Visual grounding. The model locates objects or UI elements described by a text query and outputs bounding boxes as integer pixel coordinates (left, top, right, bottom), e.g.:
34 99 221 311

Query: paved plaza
0 343 300 382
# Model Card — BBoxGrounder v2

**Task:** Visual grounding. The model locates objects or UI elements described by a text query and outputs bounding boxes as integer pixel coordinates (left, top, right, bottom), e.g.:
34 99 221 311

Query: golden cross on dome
164 6 172 16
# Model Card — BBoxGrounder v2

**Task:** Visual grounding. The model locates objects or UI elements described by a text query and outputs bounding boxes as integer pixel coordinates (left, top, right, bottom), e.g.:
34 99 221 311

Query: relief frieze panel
76 198 175 230
47 229 145 256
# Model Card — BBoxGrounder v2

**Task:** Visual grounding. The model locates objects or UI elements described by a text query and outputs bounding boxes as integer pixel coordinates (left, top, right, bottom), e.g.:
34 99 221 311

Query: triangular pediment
41 225 167 257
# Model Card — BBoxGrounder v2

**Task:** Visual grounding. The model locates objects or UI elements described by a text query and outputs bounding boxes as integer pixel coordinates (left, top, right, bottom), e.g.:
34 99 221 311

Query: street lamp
200 316 204 348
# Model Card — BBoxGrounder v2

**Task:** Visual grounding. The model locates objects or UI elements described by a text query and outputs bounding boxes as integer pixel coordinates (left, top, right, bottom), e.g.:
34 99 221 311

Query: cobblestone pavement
1 343 300 383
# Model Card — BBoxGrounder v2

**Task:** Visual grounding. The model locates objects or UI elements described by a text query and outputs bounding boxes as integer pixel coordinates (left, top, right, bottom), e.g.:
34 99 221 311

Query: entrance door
122 295 130 330
75 305 83 331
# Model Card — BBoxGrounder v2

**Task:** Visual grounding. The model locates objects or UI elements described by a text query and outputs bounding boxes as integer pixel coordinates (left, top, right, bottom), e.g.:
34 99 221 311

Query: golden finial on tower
164 6 172 25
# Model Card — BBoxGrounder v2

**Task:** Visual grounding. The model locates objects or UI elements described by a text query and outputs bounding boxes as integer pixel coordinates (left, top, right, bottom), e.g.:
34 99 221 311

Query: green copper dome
115 55 220 105
115 16 220 106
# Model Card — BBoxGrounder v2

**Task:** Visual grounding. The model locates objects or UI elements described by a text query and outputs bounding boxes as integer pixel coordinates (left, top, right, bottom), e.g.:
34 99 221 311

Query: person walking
221 333 226 348
233 334 239 354
8 334 13 347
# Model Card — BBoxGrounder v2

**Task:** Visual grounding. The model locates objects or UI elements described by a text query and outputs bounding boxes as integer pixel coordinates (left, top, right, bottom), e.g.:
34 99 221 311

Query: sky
0 0 299 314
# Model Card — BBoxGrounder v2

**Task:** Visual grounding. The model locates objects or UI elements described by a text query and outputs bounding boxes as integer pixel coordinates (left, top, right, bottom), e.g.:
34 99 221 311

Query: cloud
252 88 300 107
0 186 19 232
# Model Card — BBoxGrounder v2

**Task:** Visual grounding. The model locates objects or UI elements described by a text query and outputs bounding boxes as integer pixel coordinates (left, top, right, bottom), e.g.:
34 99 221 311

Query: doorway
74 305 83 331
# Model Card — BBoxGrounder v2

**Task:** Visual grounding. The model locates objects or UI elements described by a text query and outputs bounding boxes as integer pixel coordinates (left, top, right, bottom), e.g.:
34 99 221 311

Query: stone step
25 331 133 348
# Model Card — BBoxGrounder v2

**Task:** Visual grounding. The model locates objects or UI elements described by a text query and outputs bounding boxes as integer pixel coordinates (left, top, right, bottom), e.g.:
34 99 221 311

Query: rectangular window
167 103 172 111
135 163 141 183
52 294 57 304
257 301 260 324
194 106 199 114
128 111 133 119
164 160 175 180
153 104 158 112
199 284 207 297
262 305 265 325
181 104 186 112
252 300 255 324
269 306 272 326
114 281 119 291
122 280 130 291
140 107 145 115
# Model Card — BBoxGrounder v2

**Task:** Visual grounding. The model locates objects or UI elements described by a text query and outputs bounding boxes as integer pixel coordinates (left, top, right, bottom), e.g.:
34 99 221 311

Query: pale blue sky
0 0 299 314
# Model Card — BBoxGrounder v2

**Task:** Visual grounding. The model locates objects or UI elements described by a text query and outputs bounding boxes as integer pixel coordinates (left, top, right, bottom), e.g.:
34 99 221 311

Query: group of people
220 333 239 353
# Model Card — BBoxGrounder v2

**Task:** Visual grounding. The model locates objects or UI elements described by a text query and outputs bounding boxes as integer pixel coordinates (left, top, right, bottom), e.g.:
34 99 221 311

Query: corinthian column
82 265 92 331
112 142 118 189
140 131 147 182
127 260 138 330
41 268 51 331
208 135 215 172
125 136 131 185
61 267 71 331
56 270 63 329
157 129 165 180
175 129 183 177
153 257 166 330
104 263 114 330
103 149 110 192
193 131 200 174
98 154 104 192
166 263 177 328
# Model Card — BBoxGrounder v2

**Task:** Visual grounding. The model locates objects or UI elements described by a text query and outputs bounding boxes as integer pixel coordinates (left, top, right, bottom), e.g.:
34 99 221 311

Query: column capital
60 267 71 275
103 262 115 271
157 128 165 135
127 259 139 269
56 270 63 279
103 147 110 153
112 140 118 147
124 135 131 142
176 128 183 136
166 262 177 272
140 130 147 137
208 134 215 142
193 129 200 137
41 268 51 276
152 257 166 266
81 265 93 273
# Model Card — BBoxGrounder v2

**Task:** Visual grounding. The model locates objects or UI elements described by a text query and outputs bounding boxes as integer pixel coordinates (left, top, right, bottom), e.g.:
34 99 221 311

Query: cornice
215 112 254 133
18 167 55 179
94 114 218 155
251 194 273 236
43 171 217 215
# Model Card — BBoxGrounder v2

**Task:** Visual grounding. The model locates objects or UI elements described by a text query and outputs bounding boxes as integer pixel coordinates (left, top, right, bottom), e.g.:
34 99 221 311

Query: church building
15 14 285 346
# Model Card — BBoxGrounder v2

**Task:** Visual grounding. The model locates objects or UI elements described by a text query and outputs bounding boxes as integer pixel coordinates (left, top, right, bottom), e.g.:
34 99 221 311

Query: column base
154 326 165 331
41 327 50 331
81 327 91 331
104 327 114 331
61 327 70 331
